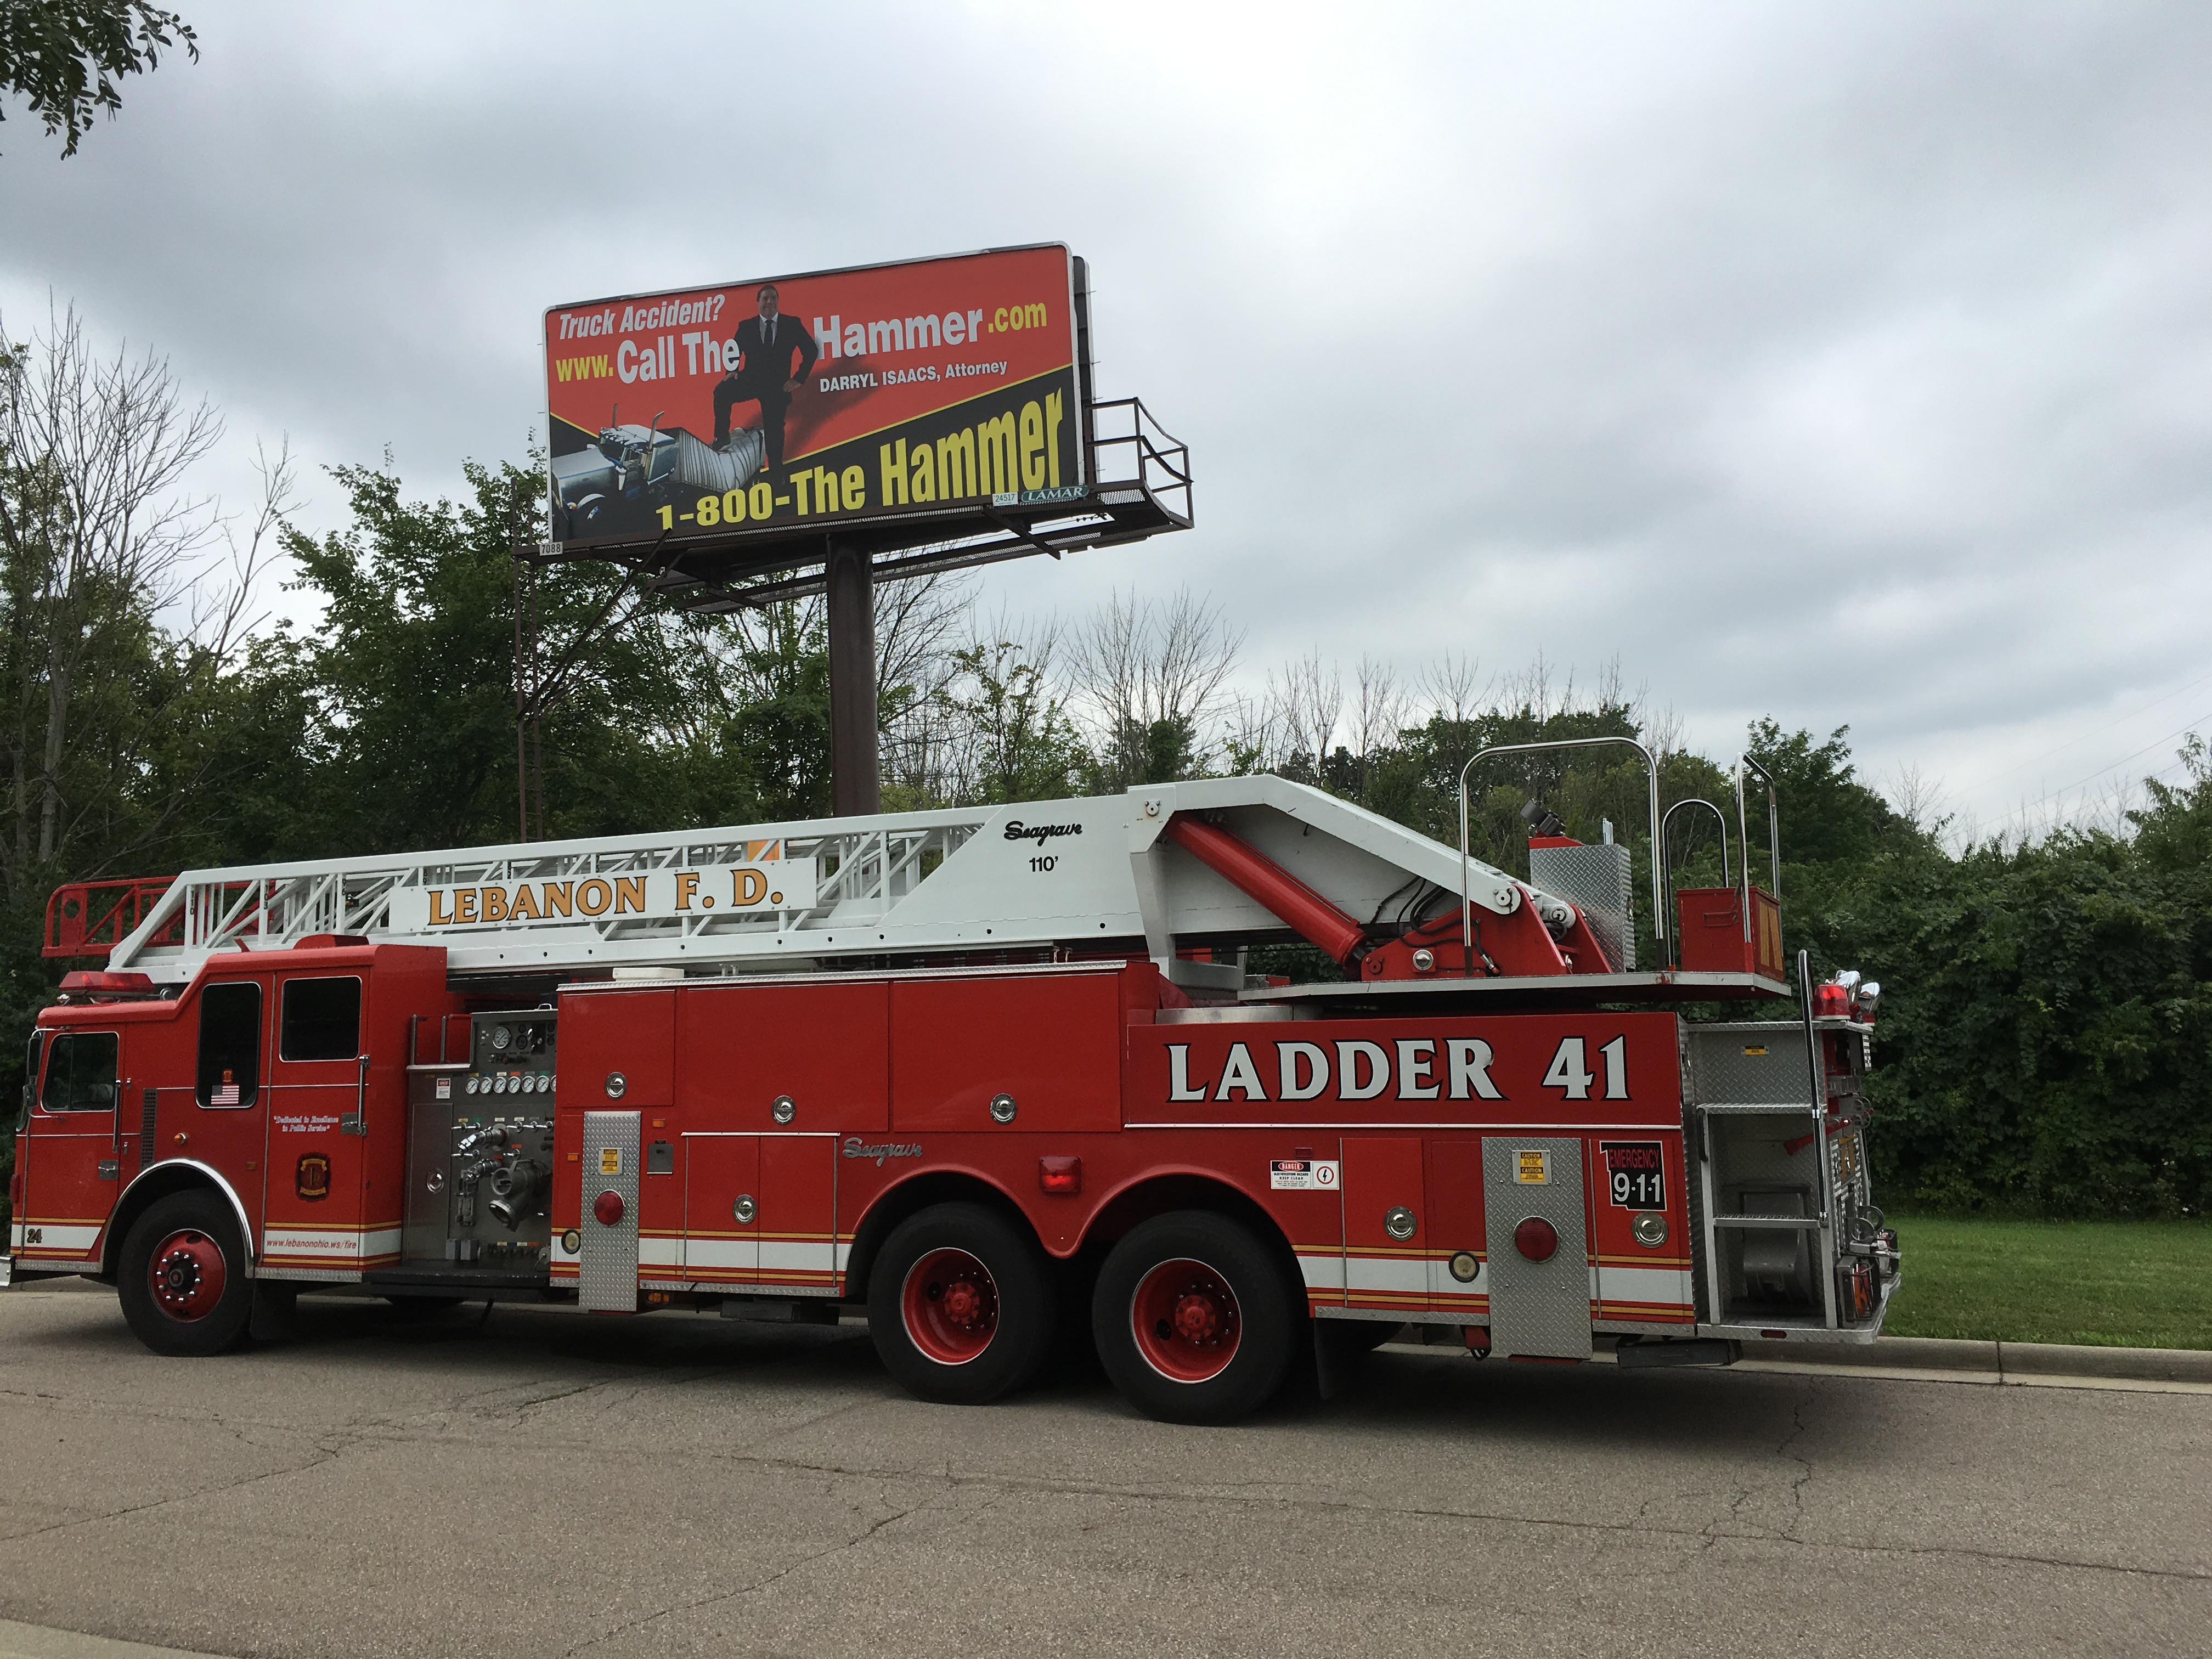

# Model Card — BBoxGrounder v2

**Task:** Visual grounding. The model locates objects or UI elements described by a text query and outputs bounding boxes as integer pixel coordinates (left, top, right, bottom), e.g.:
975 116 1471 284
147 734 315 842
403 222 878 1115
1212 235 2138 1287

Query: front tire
118 1191 253 1357
866 1203 1056 1405
1093 1211 1299 1425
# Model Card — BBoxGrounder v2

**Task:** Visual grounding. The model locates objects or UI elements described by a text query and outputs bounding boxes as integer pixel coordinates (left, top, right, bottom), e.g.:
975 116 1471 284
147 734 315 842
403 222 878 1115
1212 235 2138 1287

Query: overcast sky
4 1 2207 836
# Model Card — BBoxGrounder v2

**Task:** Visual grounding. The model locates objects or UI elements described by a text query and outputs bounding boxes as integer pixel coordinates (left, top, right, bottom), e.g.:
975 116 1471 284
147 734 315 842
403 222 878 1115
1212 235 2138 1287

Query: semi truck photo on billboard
544 243 1086 546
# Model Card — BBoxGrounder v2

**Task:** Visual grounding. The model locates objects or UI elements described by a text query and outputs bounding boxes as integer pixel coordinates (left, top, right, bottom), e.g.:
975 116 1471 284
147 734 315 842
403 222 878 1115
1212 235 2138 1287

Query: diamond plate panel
1684 1022 1817 1106
579 1110 640 1313
1528 842 1634 970
1482 1136 1590 1358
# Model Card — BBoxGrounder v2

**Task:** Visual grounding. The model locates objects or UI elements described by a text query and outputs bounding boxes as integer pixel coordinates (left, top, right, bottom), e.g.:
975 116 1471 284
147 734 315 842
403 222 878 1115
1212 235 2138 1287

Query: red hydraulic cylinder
1164 816 1365 966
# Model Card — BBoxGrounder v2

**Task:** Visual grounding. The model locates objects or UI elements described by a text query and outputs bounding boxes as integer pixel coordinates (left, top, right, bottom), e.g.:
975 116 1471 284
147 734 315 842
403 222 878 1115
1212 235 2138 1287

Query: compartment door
1424 1138 1489 1319
757 1135 837 1296
1481 1136 1591 1358
1340 1137 1427 1317
683 1134 760 1286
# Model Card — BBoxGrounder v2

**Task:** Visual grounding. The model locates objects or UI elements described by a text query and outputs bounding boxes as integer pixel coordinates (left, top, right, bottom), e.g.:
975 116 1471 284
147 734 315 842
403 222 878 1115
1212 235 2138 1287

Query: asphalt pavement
0 1282 2203 1658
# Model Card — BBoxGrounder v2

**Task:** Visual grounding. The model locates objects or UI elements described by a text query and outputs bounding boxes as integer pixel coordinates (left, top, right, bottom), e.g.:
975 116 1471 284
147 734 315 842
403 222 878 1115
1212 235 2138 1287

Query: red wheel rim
149 1228 227 1322
1130 1257 1241 1384
900 1247 999 1365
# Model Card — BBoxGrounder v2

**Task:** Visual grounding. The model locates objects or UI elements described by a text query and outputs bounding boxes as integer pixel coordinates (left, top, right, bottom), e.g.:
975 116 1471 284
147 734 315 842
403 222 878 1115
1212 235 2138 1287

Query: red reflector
1513 1217 1558 1261
592 1190 625 1226
1038 1155 1082 1194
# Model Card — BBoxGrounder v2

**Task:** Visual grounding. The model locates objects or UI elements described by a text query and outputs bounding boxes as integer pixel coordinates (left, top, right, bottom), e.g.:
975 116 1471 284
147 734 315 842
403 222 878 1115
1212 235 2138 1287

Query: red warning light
1513 1217 1558 1261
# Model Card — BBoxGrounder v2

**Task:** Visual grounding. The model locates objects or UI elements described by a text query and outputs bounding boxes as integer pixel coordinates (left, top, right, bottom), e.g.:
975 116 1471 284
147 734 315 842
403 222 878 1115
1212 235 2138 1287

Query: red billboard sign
544 244 1085 549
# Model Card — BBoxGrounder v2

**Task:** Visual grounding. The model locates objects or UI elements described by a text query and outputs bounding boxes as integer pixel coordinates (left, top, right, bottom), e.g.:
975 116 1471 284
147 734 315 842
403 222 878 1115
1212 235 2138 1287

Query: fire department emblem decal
296 1153 332 1202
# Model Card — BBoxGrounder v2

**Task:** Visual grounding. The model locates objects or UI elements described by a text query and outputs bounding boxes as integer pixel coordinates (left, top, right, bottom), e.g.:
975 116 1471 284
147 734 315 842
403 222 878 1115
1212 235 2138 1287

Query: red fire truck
8 751 1897 1423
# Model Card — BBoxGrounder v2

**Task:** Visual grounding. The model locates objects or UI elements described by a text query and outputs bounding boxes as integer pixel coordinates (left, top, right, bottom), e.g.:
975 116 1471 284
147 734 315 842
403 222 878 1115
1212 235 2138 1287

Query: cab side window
196 980 262 1108
280 976 361 1062
40 1032 119 1113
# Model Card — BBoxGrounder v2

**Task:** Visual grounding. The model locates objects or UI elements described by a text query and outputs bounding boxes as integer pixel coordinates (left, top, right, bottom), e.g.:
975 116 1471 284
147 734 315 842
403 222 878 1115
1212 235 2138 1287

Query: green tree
0 0 196 157
934 641 1088 805
275 459 790 855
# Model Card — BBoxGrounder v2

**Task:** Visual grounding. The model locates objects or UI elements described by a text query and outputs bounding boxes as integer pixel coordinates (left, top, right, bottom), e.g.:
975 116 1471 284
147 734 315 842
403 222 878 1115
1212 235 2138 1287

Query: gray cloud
4 0 2207 831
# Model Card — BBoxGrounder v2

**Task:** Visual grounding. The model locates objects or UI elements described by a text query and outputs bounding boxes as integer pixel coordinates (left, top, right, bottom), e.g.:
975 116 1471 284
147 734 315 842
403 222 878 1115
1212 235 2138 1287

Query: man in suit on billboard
713 284 819 476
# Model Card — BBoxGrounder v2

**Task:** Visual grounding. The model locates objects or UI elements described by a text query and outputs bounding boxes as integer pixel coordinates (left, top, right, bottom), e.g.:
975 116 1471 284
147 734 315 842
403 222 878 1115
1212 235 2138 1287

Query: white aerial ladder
94 775 1663 997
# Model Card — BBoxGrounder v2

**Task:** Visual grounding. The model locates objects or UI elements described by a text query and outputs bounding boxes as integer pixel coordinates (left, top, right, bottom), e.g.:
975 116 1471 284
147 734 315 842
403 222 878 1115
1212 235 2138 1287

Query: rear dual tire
1093 1211 1299 1425
865 1203 1301 1424
866 1203 1057 1405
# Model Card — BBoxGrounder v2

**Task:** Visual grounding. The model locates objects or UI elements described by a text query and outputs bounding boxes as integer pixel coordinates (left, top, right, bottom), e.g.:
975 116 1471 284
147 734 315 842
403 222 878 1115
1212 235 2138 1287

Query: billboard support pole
512 484 535 842
826 537 879 817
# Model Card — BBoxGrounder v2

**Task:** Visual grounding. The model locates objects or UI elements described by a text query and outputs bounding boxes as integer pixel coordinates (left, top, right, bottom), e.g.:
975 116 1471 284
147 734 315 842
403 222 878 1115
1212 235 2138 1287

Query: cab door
16 1026 126 1270
184 977 272 1247
260 973 372 1274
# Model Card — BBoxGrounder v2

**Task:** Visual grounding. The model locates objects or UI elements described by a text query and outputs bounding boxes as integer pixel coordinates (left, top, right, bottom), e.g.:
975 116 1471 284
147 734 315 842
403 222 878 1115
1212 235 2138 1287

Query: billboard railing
1089 396 1192 528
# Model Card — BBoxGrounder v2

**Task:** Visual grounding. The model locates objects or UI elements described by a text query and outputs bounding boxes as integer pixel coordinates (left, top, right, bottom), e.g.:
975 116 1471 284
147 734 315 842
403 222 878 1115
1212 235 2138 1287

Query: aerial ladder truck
9 752 1897 1424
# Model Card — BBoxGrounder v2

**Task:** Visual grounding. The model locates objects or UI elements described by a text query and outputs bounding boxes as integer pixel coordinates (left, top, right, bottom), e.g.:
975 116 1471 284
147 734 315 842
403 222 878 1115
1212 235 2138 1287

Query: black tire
866 1203 1056 1405
1093 1210 1299 1425
117 1190 254 1357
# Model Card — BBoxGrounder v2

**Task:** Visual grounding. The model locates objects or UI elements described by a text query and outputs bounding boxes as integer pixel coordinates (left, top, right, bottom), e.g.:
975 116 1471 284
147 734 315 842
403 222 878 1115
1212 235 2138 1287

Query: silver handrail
1458 736 1663 975
1659 798 1731 964
1733 755 1782 946
1660 798 1731 891
1797 947 1840 1329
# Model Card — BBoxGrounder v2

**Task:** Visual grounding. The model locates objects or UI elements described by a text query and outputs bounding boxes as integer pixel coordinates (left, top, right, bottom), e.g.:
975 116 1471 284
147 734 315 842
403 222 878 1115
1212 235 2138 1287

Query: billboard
544 244 1085 549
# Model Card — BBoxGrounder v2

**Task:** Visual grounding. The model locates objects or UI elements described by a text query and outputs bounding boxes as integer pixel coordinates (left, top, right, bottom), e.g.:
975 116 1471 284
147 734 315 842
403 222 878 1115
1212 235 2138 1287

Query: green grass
1882 1214 2212 1350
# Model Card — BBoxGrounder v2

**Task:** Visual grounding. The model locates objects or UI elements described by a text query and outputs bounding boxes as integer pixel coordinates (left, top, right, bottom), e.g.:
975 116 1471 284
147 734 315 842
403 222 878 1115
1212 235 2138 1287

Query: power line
1959 667 2212 794
2000 710 2212 823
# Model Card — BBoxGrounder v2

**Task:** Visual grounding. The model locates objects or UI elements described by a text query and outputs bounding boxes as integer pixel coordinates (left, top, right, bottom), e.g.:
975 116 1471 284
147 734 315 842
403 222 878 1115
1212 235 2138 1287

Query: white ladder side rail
106 781 1548 981
105 802 1013 973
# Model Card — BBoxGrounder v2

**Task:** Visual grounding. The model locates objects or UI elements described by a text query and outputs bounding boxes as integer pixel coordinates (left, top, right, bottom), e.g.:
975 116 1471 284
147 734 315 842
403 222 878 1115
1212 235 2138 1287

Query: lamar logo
1003 820 1082 844
842 1137 922 1166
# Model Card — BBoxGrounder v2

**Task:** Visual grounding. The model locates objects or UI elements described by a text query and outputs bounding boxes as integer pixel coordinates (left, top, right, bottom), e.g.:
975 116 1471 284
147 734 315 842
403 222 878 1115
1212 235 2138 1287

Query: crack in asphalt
0 1434 341 1547
558 1484 932 1657
2 1302 2205 1629
1776 1396 1816 1542
2 1381 2203 1590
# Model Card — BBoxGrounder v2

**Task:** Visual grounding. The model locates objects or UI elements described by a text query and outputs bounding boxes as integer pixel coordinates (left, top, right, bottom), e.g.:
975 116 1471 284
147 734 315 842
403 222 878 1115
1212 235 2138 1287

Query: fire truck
7 748 1898 1424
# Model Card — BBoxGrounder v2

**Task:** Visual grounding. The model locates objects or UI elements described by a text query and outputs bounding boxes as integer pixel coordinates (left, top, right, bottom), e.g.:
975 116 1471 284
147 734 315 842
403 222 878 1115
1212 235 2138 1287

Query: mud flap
249 1280 298 1342
1313 1322 1345 1402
